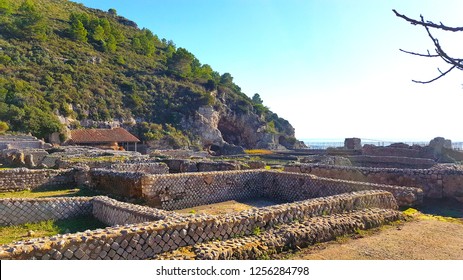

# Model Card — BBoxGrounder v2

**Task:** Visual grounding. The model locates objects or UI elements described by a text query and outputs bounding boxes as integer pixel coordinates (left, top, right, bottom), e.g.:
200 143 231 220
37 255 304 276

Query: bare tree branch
394 10 463 84
393 9 463 32
412 65 456 84
399 49 439 57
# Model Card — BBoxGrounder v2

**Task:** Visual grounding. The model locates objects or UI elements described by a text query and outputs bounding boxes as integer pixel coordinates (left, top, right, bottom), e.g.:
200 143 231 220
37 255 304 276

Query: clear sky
77 0 463 141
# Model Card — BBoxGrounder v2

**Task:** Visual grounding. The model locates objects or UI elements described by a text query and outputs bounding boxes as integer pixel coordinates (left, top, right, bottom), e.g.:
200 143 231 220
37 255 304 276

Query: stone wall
160 159 265 173
0 190 399 260
142 170 264 209
175 208 402 260
0 197 92 226
88 169 145 198
92 196 175 226
87 169 422 208
348 155 435 169
0 149 50 168
0 168 76 192
362 145 421 158
0 141 46 150
285 163 463 202
266 171 422 207
109 162 169 174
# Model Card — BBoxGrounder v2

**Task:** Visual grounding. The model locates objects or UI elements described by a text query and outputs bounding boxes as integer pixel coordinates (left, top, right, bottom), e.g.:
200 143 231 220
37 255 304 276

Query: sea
301 138 463 150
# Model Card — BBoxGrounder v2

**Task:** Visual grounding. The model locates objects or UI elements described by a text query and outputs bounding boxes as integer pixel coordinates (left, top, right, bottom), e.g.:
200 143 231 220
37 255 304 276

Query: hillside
0 0 305 153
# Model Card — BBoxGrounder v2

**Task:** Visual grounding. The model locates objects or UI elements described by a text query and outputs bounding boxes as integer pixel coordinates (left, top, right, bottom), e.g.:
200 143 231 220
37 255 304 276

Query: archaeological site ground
0 136 462 260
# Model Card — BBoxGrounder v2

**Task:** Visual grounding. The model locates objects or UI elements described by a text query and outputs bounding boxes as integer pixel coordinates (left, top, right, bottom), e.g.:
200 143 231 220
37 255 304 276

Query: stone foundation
0 190 399 260
284 163 463 201
142 170 265 209
88 169 145 198
266 171 422 207
0 168 76 192
87 170 422 208
109 162 169 174
159 208 402 260
160 159 265 173
92 196 175 226
347 155 435 169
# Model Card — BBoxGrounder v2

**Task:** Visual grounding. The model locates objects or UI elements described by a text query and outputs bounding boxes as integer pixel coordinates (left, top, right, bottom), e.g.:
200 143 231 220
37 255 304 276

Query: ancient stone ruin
0 135 461 260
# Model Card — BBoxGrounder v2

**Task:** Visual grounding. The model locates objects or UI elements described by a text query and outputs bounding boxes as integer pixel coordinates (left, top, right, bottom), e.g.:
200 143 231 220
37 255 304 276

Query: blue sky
77 0 463 141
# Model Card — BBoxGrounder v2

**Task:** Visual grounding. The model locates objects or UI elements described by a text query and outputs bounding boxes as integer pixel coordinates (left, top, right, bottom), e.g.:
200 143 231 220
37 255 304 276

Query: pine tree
0 0 12 16
92 25 105 42
69 16 88 42
105 34 116 53
14 0 48 40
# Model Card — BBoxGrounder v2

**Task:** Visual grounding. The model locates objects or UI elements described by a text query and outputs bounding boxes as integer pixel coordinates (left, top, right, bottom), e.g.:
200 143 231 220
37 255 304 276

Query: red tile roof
69 128 140 143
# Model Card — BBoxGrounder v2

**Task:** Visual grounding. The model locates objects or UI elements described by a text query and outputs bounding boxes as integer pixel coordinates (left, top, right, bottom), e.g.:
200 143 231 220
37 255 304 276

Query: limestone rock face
181 105 303 152
181 106 225 148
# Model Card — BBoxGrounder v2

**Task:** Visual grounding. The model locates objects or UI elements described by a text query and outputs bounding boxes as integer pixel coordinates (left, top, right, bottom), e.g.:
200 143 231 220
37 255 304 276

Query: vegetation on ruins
0 187 97 199
0 0 292 145
0 121 8 134
0 216 106 245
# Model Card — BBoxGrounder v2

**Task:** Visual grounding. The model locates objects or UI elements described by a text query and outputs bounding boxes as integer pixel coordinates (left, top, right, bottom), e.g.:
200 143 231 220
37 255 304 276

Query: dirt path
283 218 463 260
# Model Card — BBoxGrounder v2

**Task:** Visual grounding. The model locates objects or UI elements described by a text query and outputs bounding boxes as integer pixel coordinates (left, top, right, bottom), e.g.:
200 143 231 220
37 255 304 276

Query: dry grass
0 188 97 199
244 149 274 155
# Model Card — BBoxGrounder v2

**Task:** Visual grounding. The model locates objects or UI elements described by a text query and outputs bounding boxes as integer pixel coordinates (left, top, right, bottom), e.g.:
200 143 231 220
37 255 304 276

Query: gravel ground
282 217 463 260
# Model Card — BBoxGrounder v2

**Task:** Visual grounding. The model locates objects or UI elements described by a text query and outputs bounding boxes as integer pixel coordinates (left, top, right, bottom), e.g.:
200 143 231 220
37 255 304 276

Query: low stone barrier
0 168 76 192
267 171 423 207
109 162 169 174
0 190 398 260
0 197 92 226
284 163 463 201
92 196 176 226
348 155 435 169
189 208 402 260
160 159 265 173
362 145 421 158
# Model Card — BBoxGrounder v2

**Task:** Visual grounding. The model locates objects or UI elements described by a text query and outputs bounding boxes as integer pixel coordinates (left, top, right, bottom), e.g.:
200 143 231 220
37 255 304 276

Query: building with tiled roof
67 127 140 151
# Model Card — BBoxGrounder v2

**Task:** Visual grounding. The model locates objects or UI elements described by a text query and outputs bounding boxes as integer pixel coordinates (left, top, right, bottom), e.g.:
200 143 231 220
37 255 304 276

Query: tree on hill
0 0 12 16
252 93 263 104
14 0 48 40
92 24 105 42
394 10 463 84
0 121 8 134
108 8 117 17
69 14 88 42
0 0 297 147
167 47 195 78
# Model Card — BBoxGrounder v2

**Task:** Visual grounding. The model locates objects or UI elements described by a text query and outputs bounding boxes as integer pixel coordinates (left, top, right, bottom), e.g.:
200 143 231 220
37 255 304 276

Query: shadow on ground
415 198 463 219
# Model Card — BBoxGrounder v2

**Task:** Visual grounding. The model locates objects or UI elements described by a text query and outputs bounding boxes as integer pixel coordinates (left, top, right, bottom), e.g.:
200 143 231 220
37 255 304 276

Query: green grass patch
0 216 107 245
0 187 98 199
402 208 463 224
66 156 129 163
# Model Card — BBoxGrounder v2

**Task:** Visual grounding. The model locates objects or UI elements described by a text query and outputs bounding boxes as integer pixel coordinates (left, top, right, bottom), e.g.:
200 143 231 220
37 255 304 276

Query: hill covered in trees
0 0 303 152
